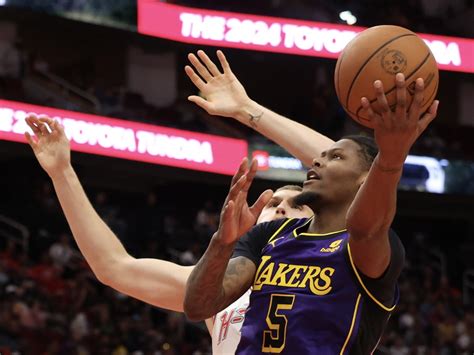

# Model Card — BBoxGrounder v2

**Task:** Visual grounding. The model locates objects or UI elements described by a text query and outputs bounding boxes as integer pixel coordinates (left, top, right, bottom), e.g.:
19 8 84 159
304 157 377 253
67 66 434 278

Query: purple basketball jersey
236 218 397 354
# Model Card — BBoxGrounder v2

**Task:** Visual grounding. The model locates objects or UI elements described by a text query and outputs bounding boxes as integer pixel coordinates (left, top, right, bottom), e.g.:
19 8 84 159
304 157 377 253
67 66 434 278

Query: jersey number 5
262 294 295 353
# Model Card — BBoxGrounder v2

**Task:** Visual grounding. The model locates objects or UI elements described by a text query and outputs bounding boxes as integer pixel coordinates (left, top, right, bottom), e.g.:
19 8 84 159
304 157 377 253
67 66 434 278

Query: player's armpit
348 230 391 279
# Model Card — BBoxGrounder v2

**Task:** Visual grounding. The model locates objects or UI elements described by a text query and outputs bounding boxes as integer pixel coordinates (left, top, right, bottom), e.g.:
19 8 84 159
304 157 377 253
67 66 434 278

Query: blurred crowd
0 179 473 354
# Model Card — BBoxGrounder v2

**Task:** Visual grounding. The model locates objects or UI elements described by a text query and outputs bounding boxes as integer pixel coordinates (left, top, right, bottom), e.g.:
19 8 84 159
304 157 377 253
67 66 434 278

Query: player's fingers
374 80 392 123
188 53 213 82
216 50 232 74
188 95 214 114
408 78 424 124
197 50 222 77
249 189 273 218
230 158 248 187
395 73 407 119
418 100 439 133
241 159 258 194
219 200 235 236
226 176 247 211
360 97 381 126
185 65 206 92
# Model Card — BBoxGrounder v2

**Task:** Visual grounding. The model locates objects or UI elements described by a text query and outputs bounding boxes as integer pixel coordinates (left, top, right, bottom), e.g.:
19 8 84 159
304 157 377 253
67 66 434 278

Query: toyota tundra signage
0 100 248 175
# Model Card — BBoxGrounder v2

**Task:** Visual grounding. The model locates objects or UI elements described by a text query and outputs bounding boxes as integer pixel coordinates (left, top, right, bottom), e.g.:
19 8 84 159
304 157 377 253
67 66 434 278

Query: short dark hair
342 135 378 170
276 185 302 192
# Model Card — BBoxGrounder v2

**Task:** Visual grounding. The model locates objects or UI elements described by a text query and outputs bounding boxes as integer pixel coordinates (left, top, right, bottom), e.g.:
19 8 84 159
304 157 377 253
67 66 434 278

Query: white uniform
211 289 251 354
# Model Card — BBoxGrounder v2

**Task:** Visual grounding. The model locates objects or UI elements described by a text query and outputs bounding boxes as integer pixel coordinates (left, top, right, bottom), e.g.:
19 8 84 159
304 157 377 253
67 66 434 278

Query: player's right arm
24 114 192 312
184 159 273 321
185 50 335 167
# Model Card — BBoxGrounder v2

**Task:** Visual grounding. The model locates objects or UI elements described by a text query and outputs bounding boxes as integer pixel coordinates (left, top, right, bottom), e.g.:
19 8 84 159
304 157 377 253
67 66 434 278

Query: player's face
257 189 313 224
302 139 368 205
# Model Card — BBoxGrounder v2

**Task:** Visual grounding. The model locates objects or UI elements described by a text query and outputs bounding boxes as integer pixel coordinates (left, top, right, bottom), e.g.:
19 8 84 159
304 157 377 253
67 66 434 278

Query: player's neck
307 203 349 234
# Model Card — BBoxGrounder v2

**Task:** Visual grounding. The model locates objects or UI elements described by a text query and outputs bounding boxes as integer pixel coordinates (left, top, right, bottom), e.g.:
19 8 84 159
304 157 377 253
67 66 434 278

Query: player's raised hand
216 158 273 245
185 50 250 118
25 114 71 178
360 73 439 168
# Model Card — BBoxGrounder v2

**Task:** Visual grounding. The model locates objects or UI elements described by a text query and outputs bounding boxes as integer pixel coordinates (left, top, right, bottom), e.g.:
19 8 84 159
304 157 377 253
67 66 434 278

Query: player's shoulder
253 217 308 236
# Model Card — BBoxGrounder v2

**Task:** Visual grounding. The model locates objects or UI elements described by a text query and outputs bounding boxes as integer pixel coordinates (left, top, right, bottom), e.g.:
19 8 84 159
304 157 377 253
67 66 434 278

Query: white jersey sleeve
211 289 251 355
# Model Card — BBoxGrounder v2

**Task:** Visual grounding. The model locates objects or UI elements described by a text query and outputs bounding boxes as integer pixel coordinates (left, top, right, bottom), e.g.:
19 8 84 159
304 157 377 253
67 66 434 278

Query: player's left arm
184 159 273 321
346 74 439 278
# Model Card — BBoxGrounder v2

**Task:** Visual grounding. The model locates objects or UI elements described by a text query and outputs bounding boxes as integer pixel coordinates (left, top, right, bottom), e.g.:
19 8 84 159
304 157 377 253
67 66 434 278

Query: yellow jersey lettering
298 266 321 288
252 256 336 295
309 267 335 296
254 261 275 291
286 265 308 287
270 263 293 286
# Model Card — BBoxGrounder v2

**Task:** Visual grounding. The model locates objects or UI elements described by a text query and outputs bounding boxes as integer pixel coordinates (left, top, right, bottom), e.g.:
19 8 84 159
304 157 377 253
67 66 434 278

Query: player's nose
276 207 286 215
312 158 322 168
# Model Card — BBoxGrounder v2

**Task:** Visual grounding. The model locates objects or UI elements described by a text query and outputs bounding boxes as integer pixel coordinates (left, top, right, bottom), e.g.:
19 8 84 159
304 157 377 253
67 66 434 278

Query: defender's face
303 139 367 204
257 189 313 224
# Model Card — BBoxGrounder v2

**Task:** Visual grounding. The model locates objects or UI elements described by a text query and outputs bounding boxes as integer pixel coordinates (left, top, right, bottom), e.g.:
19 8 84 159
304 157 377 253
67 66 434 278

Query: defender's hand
185 50 251 118
25 114 72 179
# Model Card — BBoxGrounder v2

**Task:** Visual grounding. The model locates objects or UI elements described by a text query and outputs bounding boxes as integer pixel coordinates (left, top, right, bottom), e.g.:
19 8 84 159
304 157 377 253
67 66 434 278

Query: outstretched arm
347 74 438 278
184 159 273 321
185 50 335 167
25 115 192 312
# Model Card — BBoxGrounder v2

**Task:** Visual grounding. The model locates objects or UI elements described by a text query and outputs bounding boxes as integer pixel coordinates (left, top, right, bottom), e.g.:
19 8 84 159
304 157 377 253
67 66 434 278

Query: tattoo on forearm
186 242 254 319
248 111 264 128
223 257 254 293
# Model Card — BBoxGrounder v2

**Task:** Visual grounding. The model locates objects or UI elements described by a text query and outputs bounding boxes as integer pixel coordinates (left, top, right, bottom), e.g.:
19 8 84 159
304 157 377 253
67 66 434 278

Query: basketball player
23 114 314 354
184 72 439 354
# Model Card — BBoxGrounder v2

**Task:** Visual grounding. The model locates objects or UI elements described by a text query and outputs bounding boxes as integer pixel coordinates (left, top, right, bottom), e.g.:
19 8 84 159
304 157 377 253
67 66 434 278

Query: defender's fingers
197 50 222 77
185 65 206 92
188 53 213 82
25 115 42 136
216 50 232 74
24 132 38 150
188 95 214 114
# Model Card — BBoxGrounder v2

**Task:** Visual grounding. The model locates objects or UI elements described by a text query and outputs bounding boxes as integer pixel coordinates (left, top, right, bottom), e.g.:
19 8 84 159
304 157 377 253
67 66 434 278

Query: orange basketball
334 25 439 128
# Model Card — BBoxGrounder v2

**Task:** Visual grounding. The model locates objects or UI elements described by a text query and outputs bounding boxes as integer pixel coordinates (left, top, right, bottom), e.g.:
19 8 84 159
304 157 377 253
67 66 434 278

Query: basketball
334 25 439 128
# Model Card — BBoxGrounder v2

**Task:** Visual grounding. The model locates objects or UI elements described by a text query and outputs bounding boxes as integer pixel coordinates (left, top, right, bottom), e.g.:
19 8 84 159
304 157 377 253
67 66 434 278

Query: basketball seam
335 49 346 100
344 33 416 109
355 51 433 120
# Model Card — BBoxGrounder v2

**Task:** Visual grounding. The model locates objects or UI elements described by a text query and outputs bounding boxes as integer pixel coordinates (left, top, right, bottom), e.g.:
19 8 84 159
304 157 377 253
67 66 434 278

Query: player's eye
290 203 304 211
332 153 342 160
